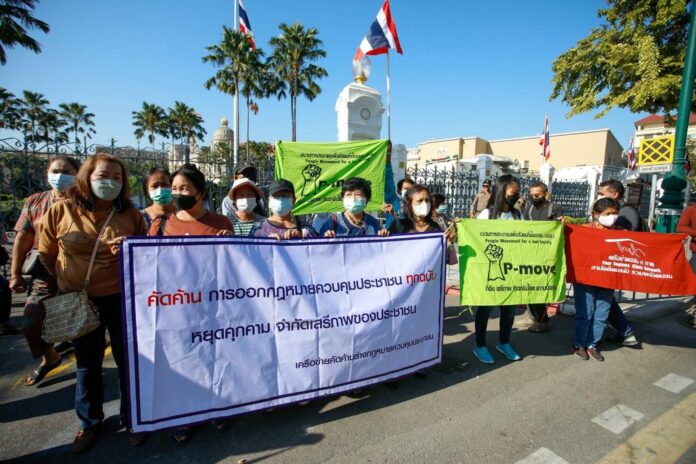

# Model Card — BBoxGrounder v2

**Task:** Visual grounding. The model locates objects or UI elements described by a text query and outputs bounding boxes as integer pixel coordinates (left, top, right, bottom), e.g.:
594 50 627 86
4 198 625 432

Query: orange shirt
149 211 233 237
38 200 147 297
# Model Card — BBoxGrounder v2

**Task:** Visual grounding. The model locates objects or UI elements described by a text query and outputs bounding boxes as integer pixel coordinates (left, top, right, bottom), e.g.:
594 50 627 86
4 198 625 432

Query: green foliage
58 102 96 148
131 102 167 147
0 0 50 65
550 0 693 118
166 101 206 145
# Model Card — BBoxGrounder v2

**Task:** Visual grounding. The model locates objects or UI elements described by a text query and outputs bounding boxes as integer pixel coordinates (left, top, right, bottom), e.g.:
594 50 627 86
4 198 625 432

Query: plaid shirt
13 190 56 249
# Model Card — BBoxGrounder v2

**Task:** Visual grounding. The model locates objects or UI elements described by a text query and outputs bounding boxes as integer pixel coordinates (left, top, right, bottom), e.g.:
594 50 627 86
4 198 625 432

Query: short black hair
341 177 371 201
592 197 620 214
142 167 171 193
431 193 446 208
529 181 548 193
599 179 625 199
172 163 208 199
397 177 415 192
47 155 81 173
234 164 258 183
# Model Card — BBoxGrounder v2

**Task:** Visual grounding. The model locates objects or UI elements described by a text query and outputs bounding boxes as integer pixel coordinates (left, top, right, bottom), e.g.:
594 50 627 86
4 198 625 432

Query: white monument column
335 57 385 142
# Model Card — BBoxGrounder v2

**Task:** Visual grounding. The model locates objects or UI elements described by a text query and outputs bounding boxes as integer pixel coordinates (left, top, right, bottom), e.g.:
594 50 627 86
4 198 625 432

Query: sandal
171 427 192 445
24 358 62 386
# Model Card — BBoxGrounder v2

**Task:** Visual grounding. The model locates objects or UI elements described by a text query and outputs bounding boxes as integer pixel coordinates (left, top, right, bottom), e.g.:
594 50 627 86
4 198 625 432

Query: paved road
1 296 695 463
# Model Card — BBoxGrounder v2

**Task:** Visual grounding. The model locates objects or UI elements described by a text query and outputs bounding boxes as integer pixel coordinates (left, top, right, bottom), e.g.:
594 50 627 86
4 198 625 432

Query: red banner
565 224 696 295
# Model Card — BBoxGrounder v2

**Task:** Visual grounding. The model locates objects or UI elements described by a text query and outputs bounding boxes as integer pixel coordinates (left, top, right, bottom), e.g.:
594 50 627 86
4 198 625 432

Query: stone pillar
335 82 384 142
540 162 555 190
477 155 493 189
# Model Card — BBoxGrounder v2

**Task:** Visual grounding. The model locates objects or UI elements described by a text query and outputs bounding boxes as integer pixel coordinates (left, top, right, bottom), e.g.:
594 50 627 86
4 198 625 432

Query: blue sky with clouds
3 0 651 151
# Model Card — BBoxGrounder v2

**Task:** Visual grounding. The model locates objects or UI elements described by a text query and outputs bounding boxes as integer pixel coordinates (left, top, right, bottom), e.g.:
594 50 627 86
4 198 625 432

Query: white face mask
236 197 257 213
597 214 618 227
413 202 430 218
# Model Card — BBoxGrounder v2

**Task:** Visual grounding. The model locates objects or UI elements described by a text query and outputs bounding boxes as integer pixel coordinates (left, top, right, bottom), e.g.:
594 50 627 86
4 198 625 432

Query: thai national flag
354 0 402 61
539 115 551 161
628 137 637 171
239 0 256 50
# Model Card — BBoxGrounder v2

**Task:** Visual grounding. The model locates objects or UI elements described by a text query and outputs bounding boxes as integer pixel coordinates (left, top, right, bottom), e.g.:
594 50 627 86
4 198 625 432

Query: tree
203 27 264 158
166 101 206 147
0 0 50 65
36 108 67 145
19 90 48 141
268 22 328 141
58 102 95 151
550 0 693 118
132 102 167 149
0 87 21 129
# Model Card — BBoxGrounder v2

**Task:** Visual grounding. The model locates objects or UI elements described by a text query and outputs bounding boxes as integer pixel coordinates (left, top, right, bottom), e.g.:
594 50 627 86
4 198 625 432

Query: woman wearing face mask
9 156 80 385
314 177 389 237
472 174 523 365
149 164 233 237
572 198 622 362
251 179 316 240
38 153 148 452
225 178 266 236
431 193 450 229
140 167 174 230
388 184 451 236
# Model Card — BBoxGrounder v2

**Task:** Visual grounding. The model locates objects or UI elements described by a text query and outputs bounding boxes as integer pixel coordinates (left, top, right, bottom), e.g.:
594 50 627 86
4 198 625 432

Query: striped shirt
229 212 265 236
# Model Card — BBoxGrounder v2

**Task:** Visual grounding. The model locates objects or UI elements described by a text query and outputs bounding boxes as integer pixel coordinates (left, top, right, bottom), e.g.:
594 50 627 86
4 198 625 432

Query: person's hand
324 230 337 238
378 229 390 237
382 203 394 216
283 229 301 240
106 236 126 255
216 229 233 236
9 275 26 293
445 226 457 243
269 233 282 241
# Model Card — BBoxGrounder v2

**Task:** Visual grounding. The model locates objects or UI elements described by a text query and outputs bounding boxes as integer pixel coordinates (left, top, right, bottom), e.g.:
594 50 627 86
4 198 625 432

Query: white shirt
477 209 515 220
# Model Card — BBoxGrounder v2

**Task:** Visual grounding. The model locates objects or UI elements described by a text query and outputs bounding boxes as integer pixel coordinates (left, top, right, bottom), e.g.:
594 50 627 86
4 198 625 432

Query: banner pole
649 173 658 231
233 0 240 167
386 51 391 141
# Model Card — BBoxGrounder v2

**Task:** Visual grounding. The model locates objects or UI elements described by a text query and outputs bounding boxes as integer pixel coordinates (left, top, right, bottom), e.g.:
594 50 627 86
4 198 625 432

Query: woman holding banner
252 179 317 239
225 177 266 236
472 174 522 364
38 153 148 453
571 197 623 362
314 177 389 237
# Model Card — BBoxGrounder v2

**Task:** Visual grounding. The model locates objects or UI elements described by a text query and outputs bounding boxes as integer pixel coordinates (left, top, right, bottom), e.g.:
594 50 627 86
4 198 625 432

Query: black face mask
505 194 520 207
531 197 545 207
172 194 197 211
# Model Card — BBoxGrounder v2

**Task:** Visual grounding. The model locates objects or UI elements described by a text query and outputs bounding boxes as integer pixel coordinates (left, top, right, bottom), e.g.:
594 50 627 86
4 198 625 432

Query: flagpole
233 0 240 167
386 50 391 141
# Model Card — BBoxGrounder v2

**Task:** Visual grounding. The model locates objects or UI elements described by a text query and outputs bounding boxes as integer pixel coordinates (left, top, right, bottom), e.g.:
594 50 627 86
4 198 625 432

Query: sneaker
495 343 521 361
71 428 98 454
621 334 640 347
572 346 589 360
587 346 605 361
473 346 495 364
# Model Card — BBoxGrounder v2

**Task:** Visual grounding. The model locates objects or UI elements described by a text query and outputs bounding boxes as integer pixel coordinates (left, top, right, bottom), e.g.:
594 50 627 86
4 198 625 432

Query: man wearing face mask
314 177 389 237
382 177 414 221
522 182 563 333
225 177 266 236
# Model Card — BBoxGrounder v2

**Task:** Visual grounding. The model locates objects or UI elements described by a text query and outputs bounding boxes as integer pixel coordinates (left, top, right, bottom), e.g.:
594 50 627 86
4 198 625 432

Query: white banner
121 233 446 432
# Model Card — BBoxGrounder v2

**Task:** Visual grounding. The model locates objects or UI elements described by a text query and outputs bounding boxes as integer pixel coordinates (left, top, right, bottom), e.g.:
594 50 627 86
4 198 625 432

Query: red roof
634 113 696 127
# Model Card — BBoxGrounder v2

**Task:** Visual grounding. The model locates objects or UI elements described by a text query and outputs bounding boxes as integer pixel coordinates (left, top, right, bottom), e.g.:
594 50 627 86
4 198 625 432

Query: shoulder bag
41 209 115 343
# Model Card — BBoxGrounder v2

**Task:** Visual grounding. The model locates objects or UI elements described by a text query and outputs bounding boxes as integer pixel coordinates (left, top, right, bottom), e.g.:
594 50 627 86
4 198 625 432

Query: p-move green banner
275 140 388 215
457 219 566 306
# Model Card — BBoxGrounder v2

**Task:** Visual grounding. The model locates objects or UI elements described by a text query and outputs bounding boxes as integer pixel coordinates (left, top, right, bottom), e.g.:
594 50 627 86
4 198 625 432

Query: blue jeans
573 284 613 348
607 298 634 337
73 294 128 430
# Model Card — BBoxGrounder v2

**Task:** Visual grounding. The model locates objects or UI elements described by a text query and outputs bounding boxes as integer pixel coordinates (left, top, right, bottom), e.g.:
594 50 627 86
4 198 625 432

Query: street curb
623 298 692 322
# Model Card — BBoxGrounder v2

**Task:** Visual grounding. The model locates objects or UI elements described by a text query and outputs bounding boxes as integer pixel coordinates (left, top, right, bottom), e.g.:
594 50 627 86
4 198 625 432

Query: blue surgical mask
149 187 172 205
269 196 293 215
437 205 448 215
47 173 75 192
401 191 408 200
343 197 367 214
91 179 122 201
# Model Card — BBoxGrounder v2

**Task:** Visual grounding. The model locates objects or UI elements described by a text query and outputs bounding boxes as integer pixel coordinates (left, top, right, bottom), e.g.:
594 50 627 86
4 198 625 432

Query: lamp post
656 3 696 232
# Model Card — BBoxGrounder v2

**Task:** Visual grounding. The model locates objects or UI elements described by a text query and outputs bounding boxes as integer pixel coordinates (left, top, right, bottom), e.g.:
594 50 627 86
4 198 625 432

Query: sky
2 0 650 152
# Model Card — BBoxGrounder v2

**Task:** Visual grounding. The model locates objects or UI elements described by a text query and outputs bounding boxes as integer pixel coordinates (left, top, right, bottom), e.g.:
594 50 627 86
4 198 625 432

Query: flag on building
239 0 256 49
539 115 550 161
354 0 403 61
627 137 637 171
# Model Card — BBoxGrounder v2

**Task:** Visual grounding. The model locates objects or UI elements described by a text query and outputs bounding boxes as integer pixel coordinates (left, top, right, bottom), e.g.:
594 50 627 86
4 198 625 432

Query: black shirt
388 217 443 234
524 202 564 221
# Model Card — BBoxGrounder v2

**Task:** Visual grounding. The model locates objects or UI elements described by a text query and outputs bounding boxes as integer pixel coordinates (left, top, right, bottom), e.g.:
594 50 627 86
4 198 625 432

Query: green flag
274 140 388 215
457 219 566 306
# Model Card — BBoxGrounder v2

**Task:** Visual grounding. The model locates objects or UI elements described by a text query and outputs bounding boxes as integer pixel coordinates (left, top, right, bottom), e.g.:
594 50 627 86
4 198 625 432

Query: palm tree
58 102 95 152
19 90 48 142
36 108 67 146
203 27 263 162
131 102 167 149
0 87 22 129
0 0 50 65
267 22 328 141
240 54 271 160
167 101 206 147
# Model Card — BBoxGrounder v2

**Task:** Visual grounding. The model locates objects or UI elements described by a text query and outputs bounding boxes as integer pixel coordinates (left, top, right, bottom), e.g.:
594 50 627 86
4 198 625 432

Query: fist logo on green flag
275 140 388 215
456 220 566 306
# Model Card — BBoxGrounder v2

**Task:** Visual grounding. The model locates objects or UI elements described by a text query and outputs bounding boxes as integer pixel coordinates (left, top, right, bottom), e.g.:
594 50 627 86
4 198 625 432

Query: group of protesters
0 152 657 453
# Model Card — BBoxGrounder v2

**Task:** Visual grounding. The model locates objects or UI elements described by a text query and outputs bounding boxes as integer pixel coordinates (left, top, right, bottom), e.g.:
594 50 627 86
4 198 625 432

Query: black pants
527 303 549 323
0 276 10 324
73 293 128 430
475 305 516 347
